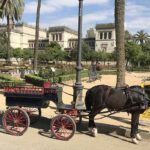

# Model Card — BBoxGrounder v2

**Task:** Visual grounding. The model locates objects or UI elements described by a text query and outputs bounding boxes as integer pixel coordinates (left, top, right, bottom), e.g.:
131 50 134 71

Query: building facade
0 23 47 49
0 23 116 52
95 23 116 52
48 26 78 50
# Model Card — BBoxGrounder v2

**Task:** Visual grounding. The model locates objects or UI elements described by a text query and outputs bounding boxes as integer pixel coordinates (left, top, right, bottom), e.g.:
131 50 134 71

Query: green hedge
25 74 48 86
24 69 116 86
127 67 150 72
0 74 25 88
25 71 89 86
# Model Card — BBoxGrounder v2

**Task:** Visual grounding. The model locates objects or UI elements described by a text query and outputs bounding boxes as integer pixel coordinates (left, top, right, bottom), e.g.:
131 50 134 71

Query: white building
0 23 116 52
48 26 78 50
0 23 47 49
95 23 116 52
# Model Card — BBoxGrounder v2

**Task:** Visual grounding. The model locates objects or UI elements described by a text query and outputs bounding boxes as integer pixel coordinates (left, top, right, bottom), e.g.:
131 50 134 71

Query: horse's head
128 85 150 110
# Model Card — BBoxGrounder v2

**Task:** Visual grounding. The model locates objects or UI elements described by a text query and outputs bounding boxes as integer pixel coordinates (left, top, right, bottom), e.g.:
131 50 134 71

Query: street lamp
73 0 84 109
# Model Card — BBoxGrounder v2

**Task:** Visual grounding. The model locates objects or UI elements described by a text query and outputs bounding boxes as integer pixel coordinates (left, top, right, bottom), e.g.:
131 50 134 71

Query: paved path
0 72 150 149
0 119 150 150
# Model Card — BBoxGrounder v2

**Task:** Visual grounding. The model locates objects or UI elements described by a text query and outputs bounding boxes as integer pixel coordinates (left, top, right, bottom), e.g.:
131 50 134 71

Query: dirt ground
61 71 150 104
0 72 150 150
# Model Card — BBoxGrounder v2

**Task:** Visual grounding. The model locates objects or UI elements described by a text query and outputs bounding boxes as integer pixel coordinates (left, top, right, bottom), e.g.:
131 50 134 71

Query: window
56 34 58 41
100 32 103 39
52 34 55 41
108 32 112 39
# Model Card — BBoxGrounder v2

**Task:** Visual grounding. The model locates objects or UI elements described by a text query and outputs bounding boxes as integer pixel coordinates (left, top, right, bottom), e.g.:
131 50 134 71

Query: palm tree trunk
115 0 126 87
0 0 8 10
33 0 41 70
6 15 11 64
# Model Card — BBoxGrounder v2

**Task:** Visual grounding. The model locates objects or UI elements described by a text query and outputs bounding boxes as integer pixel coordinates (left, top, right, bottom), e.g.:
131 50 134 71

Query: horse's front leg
131 112 142 144
88 109 99 137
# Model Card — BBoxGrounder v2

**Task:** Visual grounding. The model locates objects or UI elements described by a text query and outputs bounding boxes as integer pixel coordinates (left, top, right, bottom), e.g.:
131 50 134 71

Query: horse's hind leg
131 112 142 144
88 109 100 137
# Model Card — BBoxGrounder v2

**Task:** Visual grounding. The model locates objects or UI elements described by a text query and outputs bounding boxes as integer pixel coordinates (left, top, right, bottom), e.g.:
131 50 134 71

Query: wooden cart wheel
2 107 30 136
50 114 76 140
59 109 82 128
22 107 41 124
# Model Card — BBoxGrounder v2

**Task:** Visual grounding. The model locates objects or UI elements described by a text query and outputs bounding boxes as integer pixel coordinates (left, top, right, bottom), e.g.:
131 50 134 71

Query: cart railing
4 87 44 95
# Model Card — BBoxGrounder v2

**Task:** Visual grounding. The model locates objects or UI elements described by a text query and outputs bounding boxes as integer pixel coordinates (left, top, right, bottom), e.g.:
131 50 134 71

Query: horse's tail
85 89 93 111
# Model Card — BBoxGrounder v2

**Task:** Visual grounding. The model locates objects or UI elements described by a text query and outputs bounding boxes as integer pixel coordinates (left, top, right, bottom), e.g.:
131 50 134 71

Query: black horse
85 84 150 144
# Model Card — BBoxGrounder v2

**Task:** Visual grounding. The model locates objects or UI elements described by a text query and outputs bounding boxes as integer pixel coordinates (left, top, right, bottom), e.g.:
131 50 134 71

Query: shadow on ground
0 112 130 139
0 112 149 142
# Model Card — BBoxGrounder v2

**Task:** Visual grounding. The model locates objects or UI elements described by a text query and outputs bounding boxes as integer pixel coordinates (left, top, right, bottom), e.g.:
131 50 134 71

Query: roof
48 26 78 35
16 23 47 32
0 23 47 32
96 23 115 30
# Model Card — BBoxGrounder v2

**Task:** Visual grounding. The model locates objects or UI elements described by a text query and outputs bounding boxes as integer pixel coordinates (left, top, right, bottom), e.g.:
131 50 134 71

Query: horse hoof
88 128 97 137
136 133 142 141
92 128 97 137
132 138 139 144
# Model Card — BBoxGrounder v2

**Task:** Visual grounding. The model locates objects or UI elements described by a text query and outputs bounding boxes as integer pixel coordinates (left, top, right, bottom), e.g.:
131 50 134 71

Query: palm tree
0 0 24 64
115 0 126 87
134 30 150 47
33 0 41 71
0 0 8 10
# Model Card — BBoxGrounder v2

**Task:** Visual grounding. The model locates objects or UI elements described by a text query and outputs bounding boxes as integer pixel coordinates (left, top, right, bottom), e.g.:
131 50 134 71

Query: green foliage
0 0 24 21
0 73 25 88
38 67 53 79
134 30 150 46
0 31 8 59
12 48 23 60
25 74 48 87
24 69 117 86
48 41 61 50
22 48 33 60
125 30 133 42
125 41 142 64
38 42 65 63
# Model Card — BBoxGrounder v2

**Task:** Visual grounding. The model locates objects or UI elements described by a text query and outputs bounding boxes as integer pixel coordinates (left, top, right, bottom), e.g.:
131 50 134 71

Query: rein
82 101 143 120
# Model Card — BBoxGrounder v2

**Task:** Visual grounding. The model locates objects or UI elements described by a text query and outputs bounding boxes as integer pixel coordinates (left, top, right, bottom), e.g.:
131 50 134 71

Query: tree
125 41 142 67
38 44 63 64
86 28 95 38
125 30 133 42
33 0 41 70
0 31 8 59
0 0 24 64
48 41 61 50
22 48 33 61
115 0 125 87
134 30 150 48
0 0 8 10
12 48 23 63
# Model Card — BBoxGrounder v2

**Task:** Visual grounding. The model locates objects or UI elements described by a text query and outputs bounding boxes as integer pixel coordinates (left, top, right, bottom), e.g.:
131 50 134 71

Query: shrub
0 74 25 88
25 74 48 86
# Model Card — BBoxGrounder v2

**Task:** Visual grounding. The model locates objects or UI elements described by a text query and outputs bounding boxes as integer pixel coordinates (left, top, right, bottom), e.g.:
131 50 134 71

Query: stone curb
115 126 150 139
94 124 150 139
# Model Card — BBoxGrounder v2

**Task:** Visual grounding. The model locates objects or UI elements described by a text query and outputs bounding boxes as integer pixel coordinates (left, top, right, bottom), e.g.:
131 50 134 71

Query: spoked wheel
22 107 41 124
50 114 76 140
59 109 82 128
2 107 30 136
